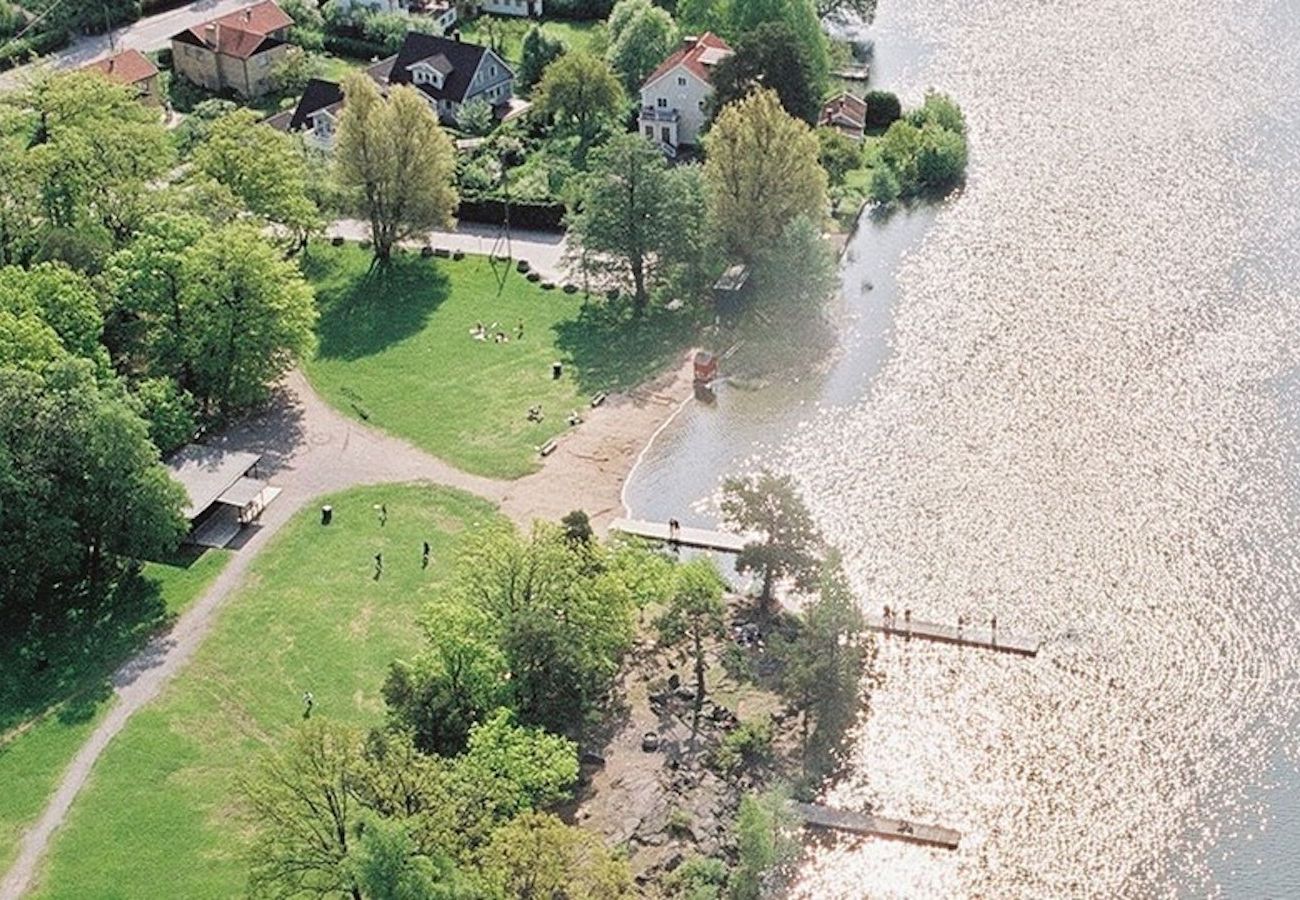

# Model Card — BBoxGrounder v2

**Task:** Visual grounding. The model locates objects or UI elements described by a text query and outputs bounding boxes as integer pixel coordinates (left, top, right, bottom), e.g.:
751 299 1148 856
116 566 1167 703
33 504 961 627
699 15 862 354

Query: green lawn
454 15 604 67
0 549 229 873
28 485 500 899
302 243 694 479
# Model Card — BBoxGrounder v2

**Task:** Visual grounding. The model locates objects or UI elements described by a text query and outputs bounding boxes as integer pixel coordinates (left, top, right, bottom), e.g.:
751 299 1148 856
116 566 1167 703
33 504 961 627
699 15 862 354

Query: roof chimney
684 35 698 47
204 22 218 47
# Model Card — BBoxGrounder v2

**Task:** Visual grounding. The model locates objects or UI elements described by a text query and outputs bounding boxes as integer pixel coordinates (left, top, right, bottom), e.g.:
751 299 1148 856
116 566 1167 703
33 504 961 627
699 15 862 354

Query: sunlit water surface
629 0 1300 894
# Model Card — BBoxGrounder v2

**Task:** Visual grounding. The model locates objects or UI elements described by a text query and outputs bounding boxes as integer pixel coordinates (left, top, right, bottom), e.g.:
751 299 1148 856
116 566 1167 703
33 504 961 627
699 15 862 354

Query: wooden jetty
832 65 871 82
864 613 1040 657
791 802 961 850
608 518 754 554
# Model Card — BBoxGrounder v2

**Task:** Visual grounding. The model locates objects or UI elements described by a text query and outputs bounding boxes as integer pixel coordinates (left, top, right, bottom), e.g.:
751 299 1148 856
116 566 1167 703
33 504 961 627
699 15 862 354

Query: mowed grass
455 16 603 67
302 243 693 479
0 549 229 873
28 484 500 900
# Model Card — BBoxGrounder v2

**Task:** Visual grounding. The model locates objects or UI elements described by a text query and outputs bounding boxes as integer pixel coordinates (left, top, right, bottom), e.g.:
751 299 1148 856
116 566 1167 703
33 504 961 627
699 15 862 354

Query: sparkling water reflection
787 0 1300 895
630 0 1300 894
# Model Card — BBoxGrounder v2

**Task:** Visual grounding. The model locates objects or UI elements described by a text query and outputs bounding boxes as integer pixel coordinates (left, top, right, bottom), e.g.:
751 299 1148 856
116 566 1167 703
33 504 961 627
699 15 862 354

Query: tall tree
781 554 867 762
709 20 823 124
243 721 370 900
177 224 317 416
479 811 634 899
606 0 679 94
334 74 459 264
720 470 823 609
191 109 321 252
349 815 465 900
703 89 827 263
518 24 565 91
17 71 173 243
726 0 829 89
567 133 695 312
533 51 626 143
655 558 728 713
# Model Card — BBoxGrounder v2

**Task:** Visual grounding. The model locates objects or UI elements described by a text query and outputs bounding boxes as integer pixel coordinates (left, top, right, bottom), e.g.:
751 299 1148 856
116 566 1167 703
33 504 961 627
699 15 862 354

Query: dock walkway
609 518 755 554
864 613 1040 657
791 802 961 850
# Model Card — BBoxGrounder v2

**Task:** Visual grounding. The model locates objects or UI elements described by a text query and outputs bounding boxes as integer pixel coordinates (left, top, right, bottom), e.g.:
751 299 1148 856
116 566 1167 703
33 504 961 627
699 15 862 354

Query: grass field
455 16 604 67
28 484 500 899
302 243 693 480
0 549 229 873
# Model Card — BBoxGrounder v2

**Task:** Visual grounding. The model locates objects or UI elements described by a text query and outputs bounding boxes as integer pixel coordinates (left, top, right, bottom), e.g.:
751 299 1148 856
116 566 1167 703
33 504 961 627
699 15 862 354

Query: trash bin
552 361 563 380
321 505 333 526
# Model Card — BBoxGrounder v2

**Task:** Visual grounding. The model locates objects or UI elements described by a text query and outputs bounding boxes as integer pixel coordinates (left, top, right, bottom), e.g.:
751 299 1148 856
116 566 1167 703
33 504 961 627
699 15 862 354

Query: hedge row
323 33 390 61
457 197 567 231
0 27 68 71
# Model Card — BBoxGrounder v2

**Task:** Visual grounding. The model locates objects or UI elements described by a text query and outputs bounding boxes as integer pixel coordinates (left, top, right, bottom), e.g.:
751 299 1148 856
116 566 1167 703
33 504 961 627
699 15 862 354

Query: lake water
625 0 1300 894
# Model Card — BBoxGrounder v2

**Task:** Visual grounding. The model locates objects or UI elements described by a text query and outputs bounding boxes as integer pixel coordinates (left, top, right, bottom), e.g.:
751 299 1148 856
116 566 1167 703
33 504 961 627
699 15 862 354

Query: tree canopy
335 74 459 262
568 133 700 312
519 25 566 91
721 470 823 607
533 51 626 143
703 89 827 263
606 0 679 94
710 20 824 125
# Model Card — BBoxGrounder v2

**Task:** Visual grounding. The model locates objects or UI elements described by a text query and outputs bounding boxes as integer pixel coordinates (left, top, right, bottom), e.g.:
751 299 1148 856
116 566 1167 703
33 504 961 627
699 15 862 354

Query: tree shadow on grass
0 568 170 738
552 299 700 395
305 249 452 362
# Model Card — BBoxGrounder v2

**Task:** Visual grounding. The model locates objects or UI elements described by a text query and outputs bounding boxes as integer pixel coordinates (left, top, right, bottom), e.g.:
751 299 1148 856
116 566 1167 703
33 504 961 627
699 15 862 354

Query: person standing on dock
989 613 998 642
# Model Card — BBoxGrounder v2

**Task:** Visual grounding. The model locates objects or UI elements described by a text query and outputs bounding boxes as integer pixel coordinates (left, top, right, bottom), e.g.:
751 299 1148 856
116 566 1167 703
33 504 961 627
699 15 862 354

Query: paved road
0 0 255 90
326 219 571 283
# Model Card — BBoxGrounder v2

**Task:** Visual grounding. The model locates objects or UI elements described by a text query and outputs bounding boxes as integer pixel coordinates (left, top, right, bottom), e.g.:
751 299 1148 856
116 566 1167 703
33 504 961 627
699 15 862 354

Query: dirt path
0 354 696 899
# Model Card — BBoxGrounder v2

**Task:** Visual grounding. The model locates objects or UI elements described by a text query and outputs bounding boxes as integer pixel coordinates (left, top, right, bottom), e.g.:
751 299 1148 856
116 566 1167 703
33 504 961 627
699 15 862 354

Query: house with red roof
638 32 732 156
819 91 868 141
170 0 294 99
83 49 161 106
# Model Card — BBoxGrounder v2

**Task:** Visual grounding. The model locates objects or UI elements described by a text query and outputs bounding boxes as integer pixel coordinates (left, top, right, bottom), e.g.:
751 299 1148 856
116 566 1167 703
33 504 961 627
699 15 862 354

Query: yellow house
170 0 294 99
84 49 162 105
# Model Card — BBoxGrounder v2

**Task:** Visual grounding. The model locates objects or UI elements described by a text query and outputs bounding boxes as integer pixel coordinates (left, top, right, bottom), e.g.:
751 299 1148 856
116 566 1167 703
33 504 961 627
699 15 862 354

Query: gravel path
0 355 695 899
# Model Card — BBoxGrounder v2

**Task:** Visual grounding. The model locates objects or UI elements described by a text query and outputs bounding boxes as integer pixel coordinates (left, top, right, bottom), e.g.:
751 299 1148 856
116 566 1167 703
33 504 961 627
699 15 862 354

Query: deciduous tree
606 0 678 94
710 20 823 124
720 470 823 609
726 0 828 90
518 24 565 91
479 811 634 899
192 109 321 251
568 133 696 312
177 224 317 416
703 89 827 263
655 558 728 712
533 51 626 143
335 74 459 263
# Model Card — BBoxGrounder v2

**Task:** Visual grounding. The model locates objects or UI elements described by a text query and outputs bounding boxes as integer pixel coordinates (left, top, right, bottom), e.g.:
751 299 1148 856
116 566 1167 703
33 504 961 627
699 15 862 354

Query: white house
638 32 732 155
476 0 542 16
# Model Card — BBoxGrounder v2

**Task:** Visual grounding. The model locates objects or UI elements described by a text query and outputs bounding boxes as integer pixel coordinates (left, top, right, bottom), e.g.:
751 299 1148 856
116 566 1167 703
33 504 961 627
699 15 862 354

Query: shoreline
500 349 700 532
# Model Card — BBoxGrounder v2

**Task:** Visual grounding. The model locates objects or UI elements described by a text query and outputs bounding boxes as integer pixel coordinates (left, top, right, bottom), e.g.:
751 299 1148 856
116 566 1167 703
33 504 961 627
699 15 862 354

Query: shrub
915 122 967 189
864 89 901 128
868 166 900 204
816 127 862 186
711 719 773 776
908 90 966 135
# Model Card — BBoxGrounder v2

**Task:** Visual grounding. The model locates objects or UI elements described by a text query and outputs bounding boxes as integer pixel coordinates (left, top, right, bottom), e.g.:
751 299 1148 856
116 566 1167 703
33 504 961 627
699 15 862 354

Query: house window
644 126 653 138
677 76 686 86
656 97 667 108
490 65 497 76
661 126 670 143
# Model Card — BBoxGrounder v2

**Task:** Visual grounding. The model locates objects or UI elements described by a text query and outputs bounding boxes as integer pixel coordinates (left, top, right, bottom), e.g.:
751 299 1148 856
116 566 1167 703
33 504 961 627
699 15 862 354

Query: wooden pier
864 613 1040 657
608 518 754 554
791 802 961 850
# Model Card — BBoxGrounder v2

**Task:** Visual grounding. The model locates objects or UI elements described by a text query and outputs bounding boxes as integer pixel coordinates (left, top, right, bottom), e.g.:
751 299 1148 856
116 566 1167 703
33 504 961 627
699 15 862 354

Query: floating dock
608 518 754 554
791 802 961 850
864 614 1040 657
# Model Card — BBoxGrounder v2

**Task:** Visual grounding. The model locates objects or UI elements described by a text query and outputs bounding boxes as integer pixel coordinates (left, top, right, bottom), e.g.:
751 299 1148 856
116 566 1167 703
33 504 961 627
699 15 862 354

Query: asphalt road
0 0 256 90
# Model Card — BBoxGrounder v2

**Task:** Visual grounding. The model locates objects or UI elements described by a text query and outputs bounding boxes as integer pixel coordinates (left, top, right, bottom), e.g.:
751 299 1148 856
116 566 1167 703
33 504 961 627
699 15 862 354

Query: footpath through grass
0 550 229 874
303 243 693 479
28 484 500 900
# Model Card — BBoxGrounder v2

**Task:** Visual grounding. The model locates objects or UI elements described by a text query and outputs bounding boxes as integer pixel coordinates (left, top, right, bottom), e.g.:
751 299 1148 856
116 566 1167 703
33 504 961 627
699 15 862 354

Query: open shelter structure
165 445 281 548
